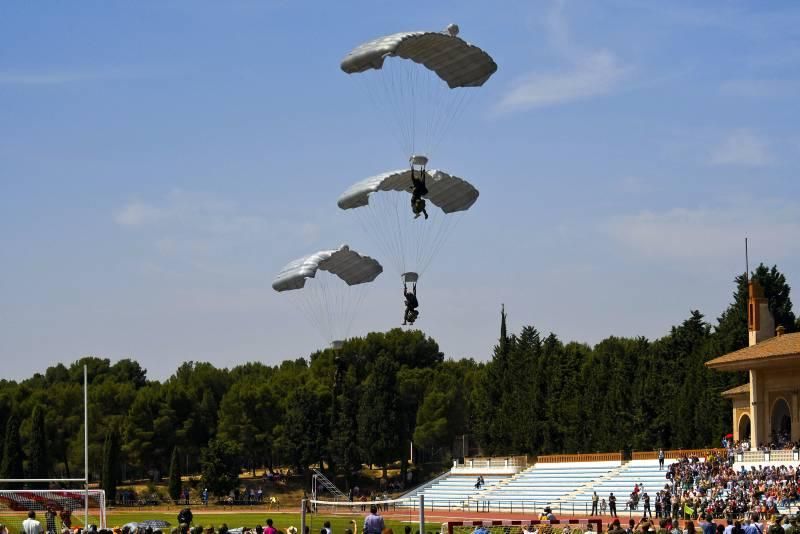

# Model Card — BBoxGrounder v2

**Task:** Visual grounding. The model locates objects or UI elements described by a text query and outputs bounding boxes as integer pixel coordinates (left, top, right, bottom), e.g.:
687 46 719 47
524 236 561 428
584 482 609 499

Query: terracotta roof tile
706 332 800 368
721 383 749 397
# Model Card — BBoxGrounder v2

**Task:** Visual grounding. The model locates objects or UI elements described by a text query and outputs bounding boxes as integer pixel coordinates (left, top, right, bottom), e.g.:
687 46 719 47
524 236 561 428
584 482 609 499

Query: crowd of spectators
721 434 799 453
602 512 799 534
655 452 800 520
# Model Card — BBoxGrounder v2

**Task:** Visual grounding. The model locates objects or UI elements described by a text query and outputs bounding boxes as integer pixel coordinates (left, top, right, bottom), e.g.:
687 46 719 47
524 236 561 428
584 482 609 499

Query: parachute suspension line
354 195 405 277
417 210 462 276
390 188 409 276
299 285 324 342
385 60 414 157
411 204 441 277
422 66 440 158
428 87 474 159
407 58 419 157
357 71 408 157
295 284 331 345
313 275 335 343
352 55 484 159
375 194 402 274
340 283 369 341
295 273 369 344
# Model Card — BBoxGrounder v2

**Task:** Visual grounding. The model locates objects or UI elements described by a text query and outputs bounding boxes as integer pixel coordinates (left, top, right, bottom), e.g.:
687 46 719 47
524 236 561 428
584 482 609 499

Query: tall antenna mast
745 237 750 283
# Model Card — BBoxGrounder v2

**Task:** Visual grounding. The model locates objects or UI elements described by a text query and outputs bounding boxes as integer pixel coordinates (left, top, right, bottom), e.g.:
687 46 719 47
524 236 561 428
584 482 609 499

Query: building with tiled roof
705 279 800 447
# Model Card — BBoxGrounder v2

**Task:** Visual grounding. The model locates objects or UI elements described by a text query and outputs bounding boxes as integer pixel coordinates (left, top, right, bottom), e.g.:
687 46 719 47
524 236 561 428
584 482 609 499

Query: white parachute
341 25 497 159
338 167 478 283
272 245 382 348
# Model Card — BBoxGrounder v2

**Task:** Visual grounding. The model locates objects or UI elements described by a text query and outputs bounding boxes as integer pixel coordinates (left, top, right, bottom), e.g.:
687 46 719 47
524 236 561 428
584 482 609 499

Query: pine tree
101 427 120 503
168 446 181 503
357 355 400 477
499 304 508 355
28 406 48 488
0 415 24 488
330 366 360 487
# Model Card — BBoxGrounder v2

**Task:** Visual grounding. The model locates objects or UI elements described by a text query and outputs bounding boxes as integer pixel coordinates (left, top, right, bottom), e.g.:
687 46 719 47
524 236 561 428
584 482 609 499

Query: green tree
28 405 48 482
101 426 120 503
124 384 172 479
283 384 329 471
201 438 241 497
168 446 181 503
330 366 361 487
716 264 797 354
217 381 278 476
1 415 24 487
357 354 400 476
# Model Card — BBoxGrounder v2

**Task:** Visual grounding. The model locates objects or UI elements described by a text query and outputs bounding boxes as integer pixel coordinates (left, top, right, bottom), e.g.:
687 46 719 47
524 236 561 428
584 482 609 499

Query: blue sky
2 1 799 380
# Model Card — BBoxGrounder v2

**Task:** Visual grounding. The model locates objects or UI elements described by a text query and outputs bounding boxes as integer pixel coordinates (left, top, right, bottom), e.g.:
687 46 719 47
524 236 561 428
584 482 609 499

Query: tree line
0 264 796 499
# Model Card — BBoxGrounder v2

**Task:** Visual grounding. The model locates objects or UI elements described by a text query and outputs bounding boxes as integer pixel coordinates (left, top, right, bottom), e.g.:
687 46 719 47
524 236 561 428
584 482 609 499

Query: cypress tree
499 304 508 355
0 415 24 488
101 427 120 503
168 446 181 503
28 406 48 487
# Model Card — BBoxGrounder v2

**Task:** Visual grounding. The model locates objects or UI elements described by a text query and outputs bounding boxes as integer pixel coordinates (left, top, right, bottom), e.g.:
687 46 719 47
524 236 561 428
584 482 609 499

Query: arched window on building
770 398 791 446
738 413 751 442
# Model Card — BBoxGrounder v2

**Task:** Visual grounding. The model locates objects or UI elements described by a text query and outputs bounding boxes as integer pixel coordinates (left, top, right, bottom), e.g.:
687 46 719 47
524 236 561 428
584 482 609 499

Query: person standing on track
643 493 652 518
592 491 600 515
609 493 618 518
363 505 384 534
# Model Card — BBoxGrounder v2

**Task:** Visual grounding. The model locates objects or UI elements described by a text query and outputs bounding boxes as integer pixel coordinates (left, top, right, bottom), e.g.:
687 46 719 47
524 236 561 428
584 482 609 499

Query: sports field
0 510 420 534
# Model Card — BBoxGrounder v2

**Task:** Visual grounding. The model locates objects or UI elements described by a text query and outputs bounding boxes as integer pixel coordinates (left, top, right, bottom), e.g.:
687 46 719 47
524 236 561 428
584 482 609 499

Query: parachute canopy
272 245 383 292
337 168 478 279
272 245 382 347
337 169 479 214
341 29 498 89
340 25 497 158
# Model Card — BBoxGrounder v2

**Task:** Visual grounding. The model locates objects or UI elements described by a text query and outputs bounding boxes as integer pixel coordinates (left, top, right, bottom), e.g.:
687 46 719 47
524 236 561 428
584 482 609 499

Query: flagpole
85 365 89 529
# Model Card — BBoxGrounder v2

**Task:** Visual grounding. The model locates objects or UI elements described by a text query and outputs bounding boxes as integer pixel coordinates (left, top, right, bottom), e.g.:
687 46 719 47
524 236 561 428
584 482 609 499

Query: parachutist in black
402 282 419 325
410 168 429 220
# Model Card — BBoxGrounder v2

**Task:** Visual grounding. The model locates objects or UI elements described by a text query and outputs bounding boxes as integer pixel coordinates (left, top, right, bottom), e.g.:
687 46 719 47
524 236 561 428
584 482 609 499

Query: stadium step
554 463 627 511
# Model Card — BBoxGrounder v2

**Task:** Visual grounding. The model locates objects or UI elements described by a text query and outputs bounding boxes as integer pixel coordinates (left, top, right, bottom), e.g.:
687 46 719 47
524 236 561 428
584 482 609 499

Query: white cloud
115 190 254 233
0 67 152 86
115 202 164 227
115 189 321 262
496 52 628 112
617 176 650 195
495 2 630 113
0 73 94 85
605 201 800 263
709 129 772 167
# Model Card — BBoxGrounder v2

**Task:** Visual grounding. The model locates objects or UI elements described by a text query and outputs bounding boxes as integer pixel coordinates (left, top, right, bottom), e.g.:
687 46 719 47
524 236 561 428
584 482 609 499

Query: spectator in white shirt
724 518 734 534
23 511 43 534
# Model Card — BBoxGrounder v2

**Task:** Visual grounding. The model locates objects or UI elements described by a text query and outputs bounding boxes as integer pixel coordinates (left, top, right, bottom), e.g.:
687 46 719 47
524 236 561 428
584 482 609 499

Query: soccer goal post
0 489 107 532
0 365 97 533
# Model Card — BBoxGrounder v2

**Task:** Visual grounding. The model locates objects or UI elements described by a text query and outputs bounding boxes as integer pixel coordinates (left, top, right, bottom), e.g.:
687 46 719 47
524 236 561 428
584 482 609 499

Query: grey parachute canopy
340 25 497 157
272 245 383 292
272 245 382 347
341 29 497 88
336 167 479 279
337 169 479 214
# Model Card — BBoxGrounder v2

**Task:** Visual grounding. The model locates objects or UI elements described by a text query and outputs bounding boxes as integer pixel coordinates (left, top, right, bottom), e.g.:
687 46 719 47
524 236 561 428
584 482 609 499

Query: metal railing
311 468 348 501
459 456 528 468
393 497 800 518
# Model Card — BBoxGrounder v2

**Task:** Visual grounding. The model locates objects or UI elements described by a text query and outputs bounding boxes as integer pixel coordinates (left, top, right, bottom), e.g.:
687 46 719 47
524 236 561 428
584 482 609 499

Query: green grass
0 510 421 534
110 510 419 533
